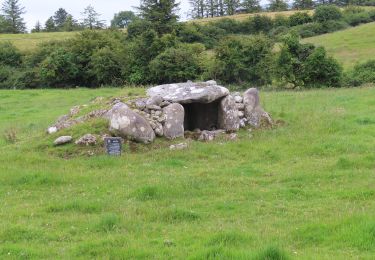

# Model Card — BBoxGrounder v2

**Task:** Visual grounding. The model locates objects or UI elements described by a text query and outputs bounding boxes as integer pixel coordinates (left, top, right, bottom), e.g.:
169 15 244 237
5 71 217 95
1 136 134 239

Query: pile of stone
49 80 273 146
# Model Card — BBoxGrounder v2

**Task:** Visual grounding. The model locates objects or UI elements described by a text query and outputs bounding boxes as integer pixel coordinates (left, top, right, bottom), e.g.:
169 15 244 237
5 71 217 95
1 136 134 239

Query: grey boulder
147 81 230 104
218 95 240 132
163 103 185 139
107 103 155 143
54 136 72 146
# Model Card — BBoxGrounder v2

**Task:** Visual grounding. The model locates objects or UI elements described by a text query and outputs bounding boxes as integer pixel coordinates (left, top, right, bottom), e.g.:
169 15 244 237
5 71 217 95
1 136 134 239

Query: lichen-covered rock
75 134 97 146
243 88 260 114
243 88 272 128
147 81 230 104
218 95 240 132
54 136 72 146
163 103 185 139
107 103 155 144
146 95 163 107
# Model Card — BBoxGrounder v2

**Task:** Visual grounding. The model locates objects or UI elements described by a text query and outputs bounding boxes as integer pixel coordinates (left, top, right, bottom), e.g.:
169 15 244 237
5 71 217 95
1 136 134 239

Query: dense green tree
215 35 274 84
138 0 180 35
242 0 262 13
293 0 314 9
268 0 289 11
44 16 56 32
313 5 342 22
0 14 11 33
62 15 80 31
111 11 137 28
53 8 69 29
81 5 105 30
1 0 26 33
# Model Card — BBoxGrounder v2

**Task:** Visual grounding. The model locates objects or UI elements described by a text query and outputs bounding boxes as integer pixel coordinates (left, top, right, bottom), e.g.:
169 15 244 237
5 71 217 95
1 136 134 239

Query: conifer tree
1 0 26 33
138 0 179 34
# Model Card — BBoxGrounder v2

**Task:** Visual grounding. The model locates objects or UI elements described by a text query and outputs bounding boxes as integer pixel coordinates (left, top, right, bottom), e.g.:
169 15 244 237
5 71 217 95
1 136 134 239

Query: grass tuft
95 214 121 232
255 246 289 260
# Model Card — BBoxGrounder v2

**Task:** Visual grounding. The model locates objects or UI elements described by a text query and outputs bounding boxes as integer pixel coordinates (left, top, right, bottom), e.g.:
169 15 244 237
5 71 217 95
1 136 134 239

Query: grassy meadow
0 87 374 259
303 22 375 69
0 31 77 52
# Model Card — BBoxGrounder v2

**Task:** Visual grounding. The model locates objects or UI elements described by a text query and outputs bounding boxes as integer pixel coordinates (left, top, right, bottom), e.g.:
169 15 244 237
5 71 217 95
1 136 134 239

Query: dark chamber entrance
183 101 220 131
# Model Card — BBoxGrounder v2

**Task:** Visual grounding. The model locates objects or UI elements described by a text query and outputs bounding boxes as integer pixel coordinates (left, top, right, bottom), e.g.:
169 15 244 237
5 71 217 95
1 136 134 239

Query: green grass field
0 87 374 259
0 31 77 52
303 22 375 69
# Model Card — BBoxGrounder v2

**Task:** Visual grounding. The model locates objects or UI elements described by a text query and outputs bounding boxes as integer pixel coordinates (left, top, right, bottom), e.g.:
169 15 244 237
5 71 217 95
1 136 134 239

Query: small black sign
105 137 122 156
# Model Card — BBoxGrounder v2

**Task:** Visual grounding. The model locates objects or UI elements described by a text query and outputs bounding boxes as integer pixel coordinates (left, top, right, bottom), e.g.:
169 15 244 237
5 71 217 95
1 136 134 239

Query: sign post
104 137 122 156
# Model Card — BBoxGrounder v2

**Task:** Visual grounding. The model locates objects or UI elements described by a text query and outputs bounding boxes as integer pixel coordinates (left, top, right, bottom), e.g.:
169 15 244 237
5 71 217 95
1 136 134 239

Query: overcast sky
21 0 191 30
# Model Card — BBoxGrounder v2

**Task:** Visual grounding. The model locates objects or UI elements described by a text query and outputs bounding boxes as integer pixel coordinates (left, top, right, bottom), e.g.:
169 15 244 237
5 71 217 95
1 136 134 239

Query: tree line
0 0 138 34
1 1 375 89
189 0 375 18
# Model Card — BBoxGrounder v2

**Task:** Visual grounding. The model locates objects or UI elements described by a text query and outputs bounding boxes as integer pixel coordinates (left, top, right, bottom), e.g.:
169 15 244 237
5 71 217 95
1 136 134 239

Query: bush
246 15 274 34
291 22 323 38
38 48 79 87
314 5 343 23
269 26 290 40
320 20 349 33
149 43 205 84
215 35 274 84
275 33 342 88
211 18 242 34
273 14 290 27
304 47 343 88
289 12 313 27
346 60 375 86
89 47 123 86
344 12 371 26
0 42 22 67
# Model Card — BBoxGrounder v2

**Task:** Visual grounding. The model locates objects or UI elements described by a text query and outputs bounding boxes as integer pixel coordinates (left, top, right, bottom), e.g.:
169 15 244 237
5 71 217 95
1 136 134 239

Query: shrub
269 26 290 40
304 47 343 88
291 22 323 38
275 33 342 88
176 23 205 44
344 12 371 26
346 60 375 86
38 48 79 87
0 42 22 67
273 14 290 27
314 5 343 23
289 12 313 26
320 20 349 33
149 43 205 83
245 15 274 34
211 18 242 34
89 47 123 86
215 35 274 84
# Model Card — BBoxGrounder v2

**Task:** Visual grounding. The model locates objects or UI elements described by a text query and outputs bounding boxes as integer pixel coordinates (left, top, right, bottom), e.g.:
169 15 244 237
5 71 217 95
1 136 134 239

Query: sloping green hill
303 22 375 69
0 31 77 52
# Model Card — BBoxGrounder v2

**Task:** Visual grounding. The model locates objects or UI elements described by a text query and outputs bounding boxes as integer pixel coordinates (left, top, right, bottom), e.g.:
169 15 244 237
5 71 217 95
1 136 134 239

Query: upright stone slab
243 88 272 128
218 95 240 132
243 88 260 116
163 103 185 139
107 103 155 144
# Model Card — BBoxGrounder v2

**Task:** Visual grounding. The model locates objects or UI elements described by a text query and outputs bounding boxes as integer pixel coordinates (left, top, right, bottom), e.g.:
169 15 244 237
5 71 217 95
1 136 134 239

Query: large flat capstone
147 81 230 104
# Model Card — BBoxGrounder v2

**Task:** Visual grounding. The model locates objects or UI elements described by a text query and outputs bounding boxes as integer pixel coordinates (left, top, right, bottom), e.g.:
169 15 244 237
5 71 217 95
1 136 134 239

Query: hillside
190 9 314 24
0 31 77 52
303 22 375 69
1 87 375 258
